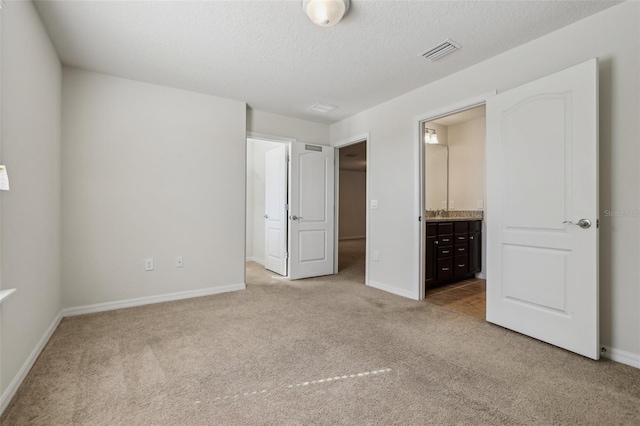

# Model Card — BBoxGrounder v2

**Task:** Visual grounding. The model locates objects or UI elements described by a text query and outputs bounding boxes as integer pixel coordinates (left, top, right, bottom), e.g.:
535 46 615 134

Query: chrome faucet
436 209 446 219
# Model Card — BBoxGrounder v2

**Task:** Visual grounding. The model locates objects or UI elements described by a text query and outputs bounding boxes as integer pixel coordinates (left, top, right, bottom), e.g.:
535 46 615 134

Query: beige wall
330 2 640 358
0 0 62 401
448 117 486 211
62 68 246 308
339 170 366 240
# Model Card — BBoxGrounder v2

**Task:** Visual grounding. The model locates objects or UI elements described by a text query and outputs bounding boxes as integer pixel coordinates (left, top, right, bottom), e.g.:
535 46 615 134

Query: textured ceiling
34 0 620 124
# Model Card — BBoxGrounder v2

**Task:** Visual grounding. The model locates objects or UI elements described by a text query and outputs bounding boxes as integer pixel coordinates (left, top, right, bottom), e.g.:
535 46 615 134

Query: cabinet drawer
437 257 453 281
439 235 453 245
454 255 469 278
437 246 453 258
455 244 468 255
427 223 438 237
438 223 453 235
454 221 468 233
469 220 482 232
455 233 468 244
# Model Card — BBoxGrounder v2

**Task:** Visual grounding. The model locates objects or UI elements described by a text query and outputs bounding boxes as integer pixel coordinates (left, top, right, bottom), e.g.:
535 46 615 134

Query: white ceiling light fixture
302 0 350 27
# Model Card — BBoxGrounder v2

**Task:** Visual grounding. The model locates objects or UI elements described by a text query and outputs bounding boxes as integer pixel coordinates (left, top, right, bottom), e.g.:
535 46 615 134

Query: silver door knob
290 215 302 220
563 219 591 229
263 214 269 219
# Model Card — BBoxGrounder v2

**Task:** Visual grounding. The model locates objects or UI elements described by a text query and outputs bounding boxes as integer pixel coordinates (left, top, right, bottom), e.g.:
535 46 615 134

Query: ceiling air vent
308 102 338 114
419 39 461 61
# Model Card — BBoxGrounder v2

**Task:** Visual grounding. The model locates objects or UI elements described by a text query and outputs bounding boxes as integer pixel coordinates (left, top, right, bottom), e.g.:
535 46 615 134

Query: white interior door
486 58 599 359
288 142 335 280
264 145 288 276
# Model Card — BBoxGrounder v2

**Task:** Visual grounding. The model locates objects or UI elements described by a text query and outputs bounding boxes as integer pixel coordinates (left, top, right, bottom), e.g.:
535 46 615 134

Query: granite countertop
425 217 482 223
424 210 483 223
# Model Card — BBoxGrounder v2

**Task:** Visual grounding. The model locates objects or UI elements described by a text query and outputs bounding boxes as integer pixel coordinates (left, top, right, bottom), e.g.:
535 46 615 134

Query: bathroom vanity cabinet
425 219 482 289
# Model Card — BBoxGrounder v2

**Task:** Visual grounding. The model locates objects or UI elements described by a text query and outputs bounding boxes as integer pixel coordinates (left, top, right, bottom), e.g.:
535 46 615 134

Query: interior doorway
246 134 337 283
416 60 599 360
337 141 367 283
421 106 487 320
246 137 290 279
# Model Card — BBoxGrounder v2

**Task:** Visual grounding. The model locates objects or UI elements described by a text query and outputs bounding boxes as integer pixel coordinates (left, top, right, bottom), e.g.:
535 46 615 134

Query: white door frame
333 133 370 286
245 132 297 282
414 93 496 301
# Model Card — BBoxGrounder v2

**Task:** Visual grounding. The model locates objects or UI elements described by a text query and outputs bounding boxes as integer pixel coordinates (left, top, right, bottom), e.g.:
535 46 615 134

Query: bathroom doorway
421 105 487 320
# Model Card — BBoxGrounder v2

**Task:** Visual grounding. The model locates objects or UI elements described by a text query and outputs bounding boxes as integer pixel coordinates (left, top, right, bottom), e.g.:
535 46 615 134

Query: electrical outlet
449 200 455 209
176 256 184 268
373 251 379 261
145 258 154 271
477 200 484 209
371 200 378 209
441 201 447 209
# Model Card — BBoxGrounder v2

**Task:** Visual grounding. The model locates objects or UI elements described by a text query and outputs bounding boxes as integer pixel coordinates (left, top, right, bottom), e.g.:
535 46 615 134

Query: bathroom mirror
425 144 448 211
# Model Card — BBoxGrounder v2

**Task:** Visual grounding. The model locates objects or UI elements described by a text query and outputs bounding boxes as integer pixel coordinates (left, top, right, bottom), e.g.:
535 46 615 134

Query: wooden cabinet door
425 235 437 287
469 231 481 273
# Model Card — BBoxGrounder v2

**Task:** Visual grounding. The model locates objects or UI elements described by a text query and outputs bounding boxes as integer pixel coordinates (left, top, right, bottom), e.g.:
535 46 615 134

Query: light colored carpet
2 239 640 425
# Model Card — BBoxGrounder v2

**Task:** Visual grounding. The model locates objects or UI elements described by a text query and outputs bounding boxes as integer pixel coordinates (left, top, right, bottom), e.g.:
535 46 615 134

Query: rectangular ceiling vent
308 102 338 114
419 39 461 61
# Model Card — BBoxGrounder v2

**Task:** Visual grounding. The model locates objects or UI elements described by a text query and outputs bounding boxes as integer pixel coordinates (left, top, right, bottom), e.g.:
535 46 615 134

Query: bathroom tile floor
424 278 486 320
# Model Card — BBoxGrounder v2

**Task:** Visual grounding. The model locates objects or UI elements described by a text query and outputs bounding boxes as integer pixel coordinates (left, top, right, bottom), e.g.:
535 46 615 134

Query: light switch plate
145 258 154 271
477 200 484 209
371 200 378 209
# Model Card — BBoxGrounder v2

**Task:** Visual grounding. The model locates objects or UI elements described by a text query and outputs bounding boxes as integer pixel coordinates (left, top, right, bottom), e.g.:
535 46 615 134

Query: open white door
264 145 288 276
288 142 335 280
486 59 599 359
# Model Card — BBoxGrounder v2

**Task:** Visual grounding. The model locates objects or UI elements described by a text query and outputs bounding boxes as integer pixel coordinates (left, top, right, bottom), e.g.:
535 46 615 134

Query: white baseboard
246 257 265 266
1 283 247 415
601 345 640 369
0 310 63 416
63 283 246 317
367 280 418 301
338 236 366 241
476 272 486 280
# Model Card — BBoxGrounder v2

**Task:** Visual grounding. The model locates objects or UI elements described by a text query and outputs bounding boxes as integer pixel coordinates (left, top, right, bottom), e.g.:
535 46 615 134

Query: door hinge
285 252 289 259
285 203 289 211
597 219 599 228
286 155 290 162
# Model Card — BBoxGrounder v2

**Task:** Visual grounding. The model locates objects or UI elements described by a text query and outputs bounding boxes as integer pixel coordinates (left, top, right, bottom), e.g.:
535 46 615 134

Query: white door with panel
288 142 335 280
486 58 599 359
264 145 288 276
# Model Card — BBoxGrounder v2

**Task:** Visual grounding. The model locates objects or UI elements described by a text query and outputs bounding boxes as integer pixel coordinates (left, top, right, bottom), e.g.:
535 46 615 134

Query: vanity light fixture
425 128 439 144
302 0 350 27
